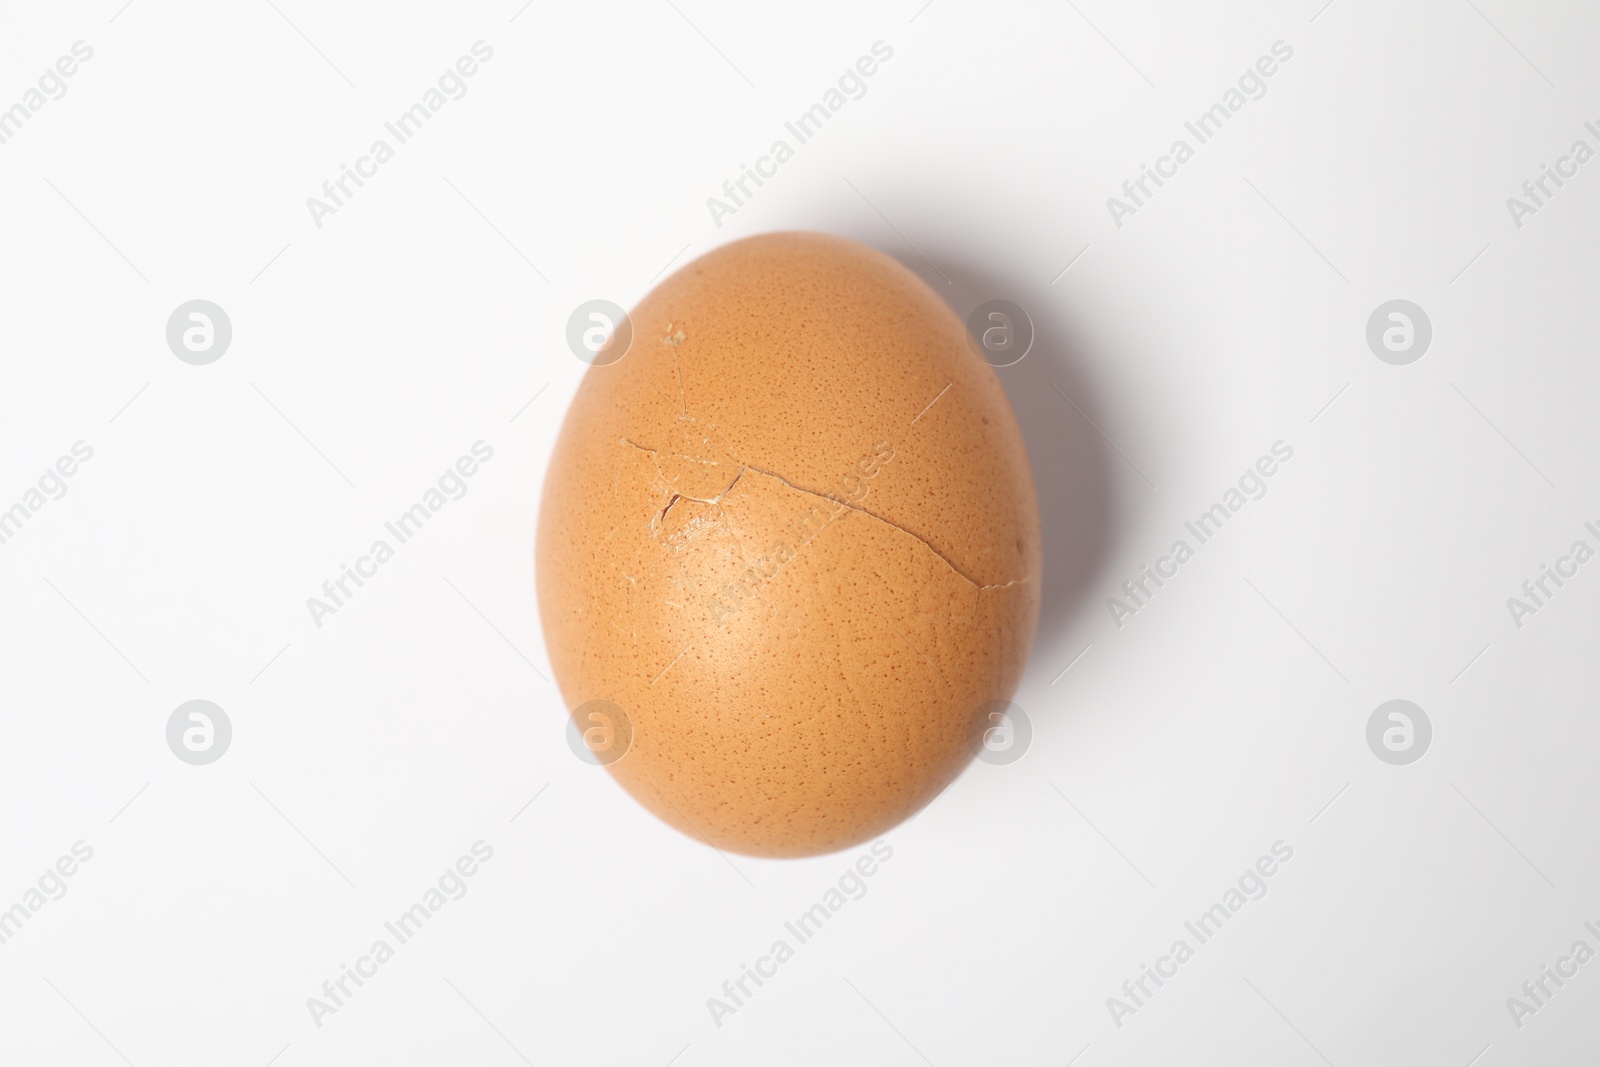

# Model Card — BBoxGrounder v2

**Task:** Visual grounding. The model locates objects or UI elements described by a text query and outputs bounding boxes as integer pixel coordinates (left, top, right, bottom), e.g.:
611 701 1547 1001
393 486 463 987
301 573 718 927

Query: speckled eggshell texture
537 231 1040 857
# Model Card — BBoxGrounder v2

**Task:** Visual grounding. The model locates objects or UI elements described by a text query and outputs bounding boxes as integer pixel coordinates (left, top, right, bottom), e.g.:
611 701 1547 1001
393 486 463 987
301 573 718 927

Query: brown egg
537 232 1040 857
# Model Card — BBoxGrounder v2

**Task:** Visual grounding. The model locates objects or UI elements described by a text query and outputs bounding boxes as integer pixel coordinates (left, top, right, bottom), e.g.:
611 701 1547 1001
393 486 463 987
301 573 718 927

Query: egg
537 232 1040 857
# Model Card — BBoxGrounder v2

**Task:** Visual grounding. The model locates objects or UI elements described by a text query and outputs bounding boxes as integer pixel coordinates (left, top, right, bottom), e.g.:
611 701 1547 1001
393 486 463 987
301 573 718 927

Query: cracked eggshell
537 231 1040 857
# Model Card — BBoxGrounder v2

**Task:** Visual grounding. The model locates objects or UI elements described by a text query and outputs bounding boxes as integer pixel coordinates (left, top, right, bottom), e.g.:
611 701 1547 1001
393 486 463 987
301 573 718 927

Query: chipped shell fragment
536 231 1041 857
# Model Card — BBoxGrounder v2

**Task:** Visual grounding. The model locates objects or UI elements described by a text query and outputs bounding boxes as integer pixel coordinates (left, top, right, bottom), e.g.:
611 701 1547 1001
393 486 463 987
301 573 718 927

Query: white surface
1 1 1597 1064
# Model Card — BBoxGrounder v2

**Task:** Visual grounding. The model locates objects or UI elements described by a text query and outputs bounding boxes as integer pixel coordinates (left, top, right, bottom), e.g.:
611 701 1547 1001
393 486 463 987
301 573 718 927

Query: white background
1 1 1597 1064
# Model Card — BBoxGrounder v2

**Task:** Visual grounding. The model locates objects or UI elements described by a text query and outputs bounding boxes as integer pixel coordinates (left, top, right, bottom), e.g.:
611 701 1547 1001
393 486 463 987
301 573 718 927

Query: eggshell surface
537 232 1040 857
